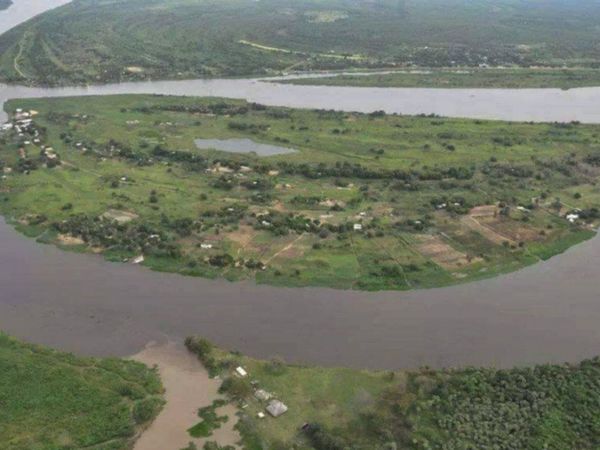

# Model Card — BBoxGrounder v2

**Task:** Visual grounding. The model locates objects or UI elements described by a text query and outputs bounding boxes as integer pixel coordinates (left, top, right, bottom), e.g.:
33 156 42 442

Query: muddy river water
1 0 600 370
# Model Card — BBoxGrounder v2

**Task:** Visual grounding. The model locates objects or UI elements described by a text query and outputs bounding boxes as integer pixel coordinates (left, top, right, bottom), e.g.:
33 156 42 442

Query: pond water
194 138 296 156
2 0 600 370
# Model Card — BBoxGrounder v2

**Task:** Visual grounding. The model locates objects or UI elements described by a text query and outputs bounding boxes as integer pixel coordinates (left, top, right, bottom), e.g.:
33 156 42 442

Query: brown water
1 217 600 370
2 0 600 371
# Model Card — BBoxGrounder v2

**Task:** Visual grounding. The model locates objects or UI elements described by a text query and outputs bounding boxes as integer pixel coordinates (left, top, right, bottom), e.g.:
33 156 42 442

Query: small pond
194 138 297 156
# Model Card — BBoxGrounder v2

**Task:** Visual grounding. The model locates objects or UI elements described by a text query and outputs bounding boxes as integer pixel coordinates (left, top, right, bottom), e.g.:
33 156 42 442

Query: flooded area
195 138 297 156
2 0 600 372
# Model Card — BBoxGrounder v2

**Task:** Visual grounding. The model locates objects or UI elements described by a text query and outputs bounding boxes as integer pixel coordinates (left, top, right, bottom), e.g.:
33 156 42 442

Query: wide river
1 0 600 370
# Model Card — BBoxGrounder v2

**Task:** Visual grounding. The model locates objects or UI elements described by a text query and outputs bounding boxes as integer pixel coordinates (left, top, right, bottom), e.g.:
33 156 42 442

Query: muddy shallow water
2 0 600 370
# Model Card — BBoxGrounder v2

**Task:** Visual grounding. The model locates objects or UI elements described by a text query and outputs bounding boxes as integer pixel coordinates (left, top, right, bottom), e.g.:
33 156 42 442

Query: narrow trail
265 232 305 264
13 31 31 79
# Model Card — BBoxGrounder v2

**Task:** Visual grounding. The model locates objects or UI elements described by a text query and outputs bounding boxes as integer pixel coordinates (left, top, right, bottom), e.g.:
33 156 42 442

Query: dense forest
2 0 600 85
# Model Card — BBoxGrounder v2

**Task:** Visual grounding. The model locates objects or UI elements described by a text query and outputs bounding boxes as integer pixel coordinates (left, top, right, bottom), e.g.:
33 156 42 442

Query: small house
235 366 248 378
566 213 579 223
266 400 288 418
353 223 363 231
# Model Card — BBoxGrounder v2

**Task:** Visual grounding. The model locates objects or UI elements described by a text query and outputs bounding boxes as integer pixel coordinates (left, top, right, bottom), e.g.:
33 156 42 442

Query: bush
133 398 163 424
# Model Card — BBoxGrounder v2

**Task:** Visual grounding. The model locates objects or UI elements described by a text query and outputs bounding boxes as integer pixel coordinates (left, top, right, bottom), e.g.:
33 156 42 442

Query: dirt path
265 233 305 264
461 215 516 246
132 342 240 450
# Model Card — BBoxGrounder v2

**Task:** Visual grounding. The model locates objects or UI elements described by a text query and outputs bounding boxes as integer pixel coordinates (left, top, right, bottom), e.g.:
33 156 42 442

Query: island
0 95 597 290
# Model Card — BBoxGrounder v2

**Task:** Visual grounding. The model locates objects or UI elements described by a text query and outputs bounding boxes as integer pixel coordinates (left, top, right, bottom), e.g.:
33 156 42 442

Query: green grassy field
0 333 164 450
2 0 600 85
286 67 600 89
186 336 600 450
1 94 598 291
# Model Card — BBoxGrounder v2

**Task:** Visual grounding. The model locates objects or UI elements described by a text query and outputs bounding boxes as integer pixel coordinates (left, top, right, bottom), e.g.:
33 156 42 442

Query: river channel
1 0 599 370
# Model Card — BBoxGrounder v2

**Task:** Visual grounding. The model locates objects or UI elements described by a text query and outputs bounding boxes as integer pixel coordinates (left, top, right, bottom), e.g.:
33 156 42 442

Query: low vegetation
286 67 600 89
3 0 600 85
0 333 164 450
186 336 600 450
1 94 598 290
188 399 230 438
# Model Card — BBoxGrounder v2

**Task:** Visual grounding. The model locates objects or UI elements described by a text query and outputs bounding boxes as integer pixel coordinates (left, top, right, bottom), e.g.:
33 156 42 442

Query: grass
0 333 164 450
1 94 599 291
187 399 229 438
186 337 600 450
3 0 600 85
285 67 600 89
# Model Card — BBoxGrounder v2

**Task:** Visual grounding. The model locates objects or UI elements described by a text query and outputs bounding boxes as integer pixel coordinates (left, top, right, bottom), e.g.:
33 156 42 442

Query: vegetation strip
284 68 600 89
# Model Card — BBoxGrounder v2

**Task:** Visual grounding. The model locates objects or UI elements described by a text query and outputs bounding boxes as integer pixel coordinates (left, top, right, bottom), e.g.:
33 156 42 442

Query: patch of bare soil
101 209 139 224
57 234 85 246
132 342 240 450
469 205 498 218
481 217 541 242
416 234 479 269
460 215 515 246
266 233 307 263
226 225 259 248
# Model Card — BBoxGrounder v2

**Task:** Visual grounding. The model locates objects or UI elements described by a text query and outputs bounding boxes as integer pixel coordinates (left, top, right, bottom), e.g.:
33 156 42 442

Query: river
1 0 599 370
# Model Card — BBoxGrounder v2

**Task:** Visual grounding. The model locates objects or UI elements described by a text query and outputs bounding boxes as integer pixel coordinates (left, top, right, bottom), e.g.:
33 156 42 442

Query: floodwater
1 0 600 371
194 138 296 156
